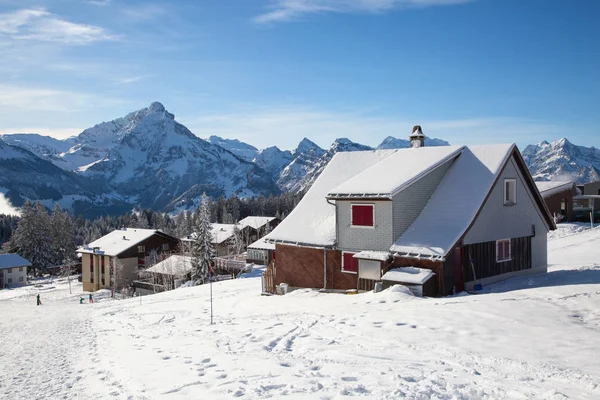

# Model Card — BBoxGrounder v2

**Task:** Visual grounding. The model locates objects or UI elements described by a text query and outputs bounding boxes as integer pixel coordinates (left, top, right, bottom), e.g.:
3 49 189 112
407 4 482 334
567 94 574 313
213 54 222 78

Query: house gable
463 152 553 269
336 200 392 252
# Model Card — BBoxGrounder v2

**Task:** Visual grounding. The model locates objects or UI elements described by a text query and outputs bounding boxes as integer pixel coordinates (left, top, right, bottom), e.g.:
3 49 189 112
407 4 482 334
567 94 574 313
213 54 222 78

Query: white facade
1 265 27 288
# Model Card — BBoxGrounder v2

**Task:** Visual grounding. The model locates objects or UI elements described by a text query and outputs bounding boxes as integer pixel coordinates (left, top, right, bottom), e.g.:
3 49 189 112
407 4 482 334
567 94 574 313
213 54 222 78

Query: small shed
381 267 437 297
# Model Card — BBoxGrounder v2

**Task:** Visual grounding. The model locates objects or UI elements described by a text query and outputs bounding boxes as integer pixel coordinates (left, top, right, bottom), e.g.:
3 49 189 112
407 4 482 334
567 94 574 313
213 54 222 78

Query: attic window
504 179 517 205
351 204 374 227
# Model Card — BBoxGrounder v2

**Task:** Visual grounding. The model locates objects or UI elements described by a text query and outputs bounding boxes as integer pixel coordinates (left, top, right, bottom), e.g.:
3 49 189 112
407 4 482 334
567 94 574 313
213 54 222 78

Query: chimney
409 125 425 148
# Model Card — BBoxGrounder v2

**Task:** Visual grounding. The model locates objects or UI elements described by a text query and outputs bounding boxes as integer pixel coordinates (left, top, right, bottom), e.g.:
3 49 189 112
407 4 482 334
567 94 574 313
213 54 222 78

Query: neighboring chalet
238 216 280 244
0 254 31 288
78 228 179 292
574 181 600 222
137 255 193 295
535 181 579 222
263 126 556 296
246 237 276 266
182 224 241 257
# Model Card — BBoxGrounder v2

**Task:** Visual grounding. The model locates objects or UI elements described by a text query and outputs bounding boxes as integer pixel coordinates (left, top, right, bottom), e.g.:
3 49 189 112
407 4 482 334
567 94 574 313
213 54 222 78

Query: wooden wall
463 236 532 281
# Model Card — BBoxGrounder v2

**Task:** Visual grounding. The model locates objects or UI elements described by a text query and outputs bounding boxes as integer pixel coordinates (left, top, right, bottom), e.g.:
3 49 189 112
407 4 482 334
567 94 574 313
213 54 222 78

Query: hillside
1 224 599 398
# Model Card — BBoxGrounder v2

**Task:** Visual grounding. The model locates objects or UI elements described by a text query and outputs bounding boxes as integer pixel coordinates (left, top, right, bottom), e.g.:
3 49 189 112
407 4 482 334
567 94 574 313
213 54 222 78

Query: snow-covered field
1 226 599 399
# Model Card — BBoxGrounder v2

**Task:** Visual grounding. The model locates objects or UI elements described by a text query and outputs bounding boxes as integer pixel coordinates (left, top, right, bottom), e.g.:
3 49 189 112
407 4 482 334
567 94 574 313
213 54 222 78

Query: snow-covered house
78 228 179 292
0 254 31 288
137 255 193 295
264 126 556 296
535 181 578 222
182 224 241 257
246 237 276 266
238 216 280 243
574 181 600 221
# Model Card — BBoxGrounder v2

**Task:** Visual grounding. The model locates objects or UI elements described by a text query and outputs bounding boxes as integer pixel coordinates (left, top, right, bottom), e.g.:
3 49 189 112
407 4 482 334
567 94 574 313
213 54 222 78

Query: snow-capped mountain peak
523 138 600 183
208 135 259 162
294 137 323 156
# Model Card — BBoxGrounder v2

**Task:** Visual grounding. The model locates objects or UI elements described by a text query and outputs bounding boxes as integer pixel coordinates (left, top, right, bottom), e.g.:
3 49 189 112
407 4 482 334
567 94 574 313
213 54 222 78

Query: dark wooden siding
463 236 531 282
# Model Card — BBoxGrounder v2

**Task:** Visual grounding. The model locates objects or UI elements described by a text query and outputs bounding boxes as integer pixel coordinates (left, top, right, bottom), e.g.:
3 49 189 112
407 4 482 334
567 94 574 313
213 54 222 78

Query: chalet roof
238 216 275 230
78 228 165 257
327 146 463 198
183 224 242 245
0 254 31 270
390 144 519 259
266 143 554 252
535 181 576 197
248 237 276 251
353 251 391 261
265 149 398 247
381 267 435 285
145 255 192 277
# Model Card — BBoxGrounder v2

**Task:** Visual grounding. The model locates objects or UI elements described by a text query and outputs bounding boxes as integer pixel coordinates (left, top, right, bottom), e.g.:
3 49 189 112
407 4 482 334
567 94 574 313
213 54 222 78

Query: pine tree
191 193 214 284
51 204 76 266
11 201 52 275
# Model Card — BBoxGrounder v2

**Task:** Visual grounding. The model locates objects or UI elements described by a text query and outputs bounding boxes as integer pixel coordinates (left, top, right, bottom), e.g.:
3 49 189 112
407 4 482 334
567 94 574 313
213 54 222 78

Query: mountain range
1 101 597 217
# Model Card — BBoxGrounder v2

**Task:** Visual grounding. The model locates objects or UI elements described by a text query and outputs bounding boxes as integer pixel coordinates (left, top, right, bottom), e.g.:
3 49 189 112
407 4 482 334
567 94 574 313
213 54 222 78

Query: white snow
391 144 515 258
353 250 390 261
238 216 275 230
327 146 463 197
78 228 160 256
266 150 397 247
248 237 276 251
381 266 436 284
145 255 192 276
0 189 20 216
0 254 31 269
1 229 600 399
535 180 576 198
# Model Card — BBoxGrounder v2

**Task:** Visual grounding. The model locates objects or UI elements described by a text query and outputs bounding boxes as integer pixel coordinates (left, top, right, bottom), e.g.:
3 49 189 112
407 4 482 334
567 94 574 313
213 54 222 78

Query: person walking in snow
79 297 84 304
36 294 41 306
89 293 93 304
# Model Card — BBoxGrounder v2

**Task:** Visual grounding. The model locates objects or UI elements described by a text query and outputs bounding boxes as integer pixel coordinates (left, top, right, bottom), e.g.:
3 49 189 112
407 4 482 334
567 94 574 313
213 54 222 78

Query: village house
263 126 556 296
238 216 280 244
535 181 579 222
246 237 276 266
136 255 193 295
0 254 31 288
78 228 179 292
574 181 600 222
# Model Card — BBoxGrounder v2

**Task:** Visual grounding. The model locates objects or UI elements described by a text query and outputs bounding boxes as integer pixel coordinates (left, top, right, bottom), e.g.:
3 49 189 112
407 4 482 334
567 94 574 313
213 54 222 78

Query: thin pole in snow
209 260 214 325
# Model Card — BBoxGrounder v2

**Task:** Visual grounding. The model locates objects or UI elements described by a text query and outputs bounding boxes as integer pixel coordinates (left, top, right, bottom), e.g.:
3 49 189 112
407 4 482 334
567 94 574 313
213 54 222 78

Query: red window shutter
272 250 276 260
90 255 94 267
352 205 373 227
343 253 358 272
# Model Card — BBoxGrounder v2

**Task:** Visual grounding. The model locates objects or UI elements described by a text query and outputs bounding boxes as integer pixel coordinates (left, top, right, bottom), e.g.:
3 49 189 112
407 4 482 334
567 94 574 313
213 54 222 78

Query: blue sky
0 0 598 151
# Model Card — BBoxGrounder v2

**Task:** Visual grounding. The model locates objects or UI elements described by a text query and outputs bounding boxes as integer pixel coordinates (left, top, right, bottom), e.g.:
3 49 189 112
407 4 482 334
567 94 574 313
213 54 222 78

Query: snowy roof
535 181 575 197
265 149 398 247
0 254 31 269
238 216 275 230
248 237 276 251
327 146 463 198
390 144 515 259
78 228 163 256
381 267 436 285
353 251 391 261
211 224 241 245
145 255 192 276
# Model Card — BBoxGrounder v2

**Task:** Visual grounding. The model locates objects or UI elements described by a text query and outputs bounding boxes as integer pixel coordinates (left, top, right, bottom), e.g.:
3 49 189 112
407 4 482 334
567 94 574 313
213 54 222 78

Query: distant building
0 254 31 288
77 228 179 292
535 181 578 222
574 181 600 222
246 237 276 266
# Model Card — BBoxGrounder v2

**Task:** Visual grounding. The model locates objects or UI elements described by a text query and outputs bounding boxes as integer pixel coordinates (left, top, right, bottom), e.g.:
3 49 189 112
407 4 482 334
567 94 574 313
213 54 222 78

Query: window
19 267 23 272
19 276 23 282
504 179 517 205
138 245 145 253
90 257 94 283
342 252 358 274
162 243 169 251
7 268 11 274
7 278 12 284
351 204 374 227
496 239 512 262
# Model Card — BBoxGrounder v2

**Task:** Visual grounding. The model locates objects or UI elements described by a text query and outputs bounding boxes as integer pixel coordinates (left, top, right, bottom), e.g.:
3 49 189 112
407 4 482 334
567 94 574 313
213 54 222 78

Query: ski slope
1 226 599 399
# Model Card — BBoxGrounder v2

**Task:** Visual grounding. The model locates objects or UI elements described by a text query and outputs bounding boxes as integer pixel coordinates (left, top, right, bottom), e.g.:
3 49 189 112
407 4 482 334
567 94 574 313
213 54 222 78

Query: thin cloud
0 84 126 111
0 8 116 44
255 0 475 23
183 105 561 151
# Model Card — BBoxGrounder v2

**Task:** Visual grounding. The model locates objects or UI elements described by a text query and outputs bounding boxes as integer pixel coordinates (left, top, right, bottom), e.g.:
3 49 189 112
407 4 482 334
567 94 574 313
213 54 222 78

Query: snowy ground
1 226 599 399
